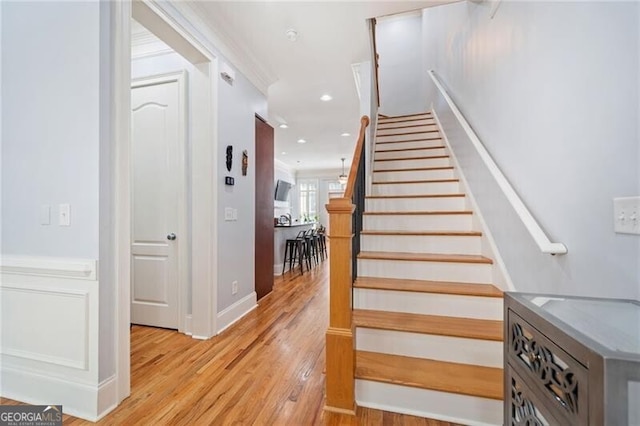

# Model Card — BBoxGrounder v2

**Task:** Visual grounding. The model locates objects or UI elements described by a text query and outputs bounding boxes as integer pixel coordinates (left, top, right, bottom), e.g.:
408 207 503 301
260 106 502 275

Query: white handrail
429 70 567 255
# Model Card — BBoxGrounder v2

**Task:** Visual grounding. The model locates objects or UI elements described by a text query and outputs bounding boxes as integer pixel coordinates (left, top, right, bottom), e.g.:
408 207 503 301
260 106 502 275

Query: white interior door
131 73 185 329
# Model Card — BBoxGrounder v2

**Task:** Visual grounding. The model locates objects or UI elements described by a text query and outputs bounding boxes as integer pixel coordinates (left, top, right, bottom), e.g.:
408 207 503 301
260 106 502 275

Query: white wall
1 1 100 258
216 65 267 313
422 1 640 298
377 12 427 116
1 1 112 419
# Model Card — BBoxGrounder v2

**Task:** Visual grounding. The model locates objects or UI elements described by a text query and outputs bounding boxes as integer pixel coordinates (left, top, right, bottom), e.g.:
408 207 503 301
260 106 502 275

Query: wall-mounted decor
242 150 248 176
226 145 233 172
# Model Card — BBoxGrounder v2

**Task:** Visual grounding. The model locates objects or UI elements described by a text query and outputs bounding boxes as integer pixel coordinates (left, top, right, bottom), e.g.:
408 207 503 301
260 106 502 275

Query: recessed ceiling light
341 132 350 137
320 94 332 102
285 29 298 42
281 151 287 155
279 124 288 129
297 139 307 144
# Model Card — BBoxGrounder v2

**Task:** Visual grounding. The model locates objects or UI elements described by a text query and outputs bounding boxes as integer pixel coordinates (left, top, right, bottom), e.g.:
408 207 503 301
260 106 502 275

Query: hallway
2 262 457 425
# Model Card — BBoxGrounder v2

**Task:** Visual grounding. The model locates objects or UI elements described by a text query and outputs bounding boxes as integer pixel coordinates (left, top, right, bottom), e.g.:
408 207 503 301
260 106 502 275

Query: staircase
353 112 504 425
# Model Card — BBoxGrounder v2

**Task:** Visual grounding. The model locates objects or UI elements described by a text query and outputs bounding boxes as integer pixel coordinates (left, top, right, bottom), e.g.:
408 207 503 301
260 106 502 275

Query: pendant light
338 158 348 185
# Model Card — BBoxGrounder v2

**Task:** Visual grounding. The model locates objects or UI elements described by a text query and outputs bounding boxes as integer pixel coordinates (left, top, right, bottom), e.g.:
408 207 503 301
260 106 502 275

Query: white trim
0 367 110 422
183 314 193 336
431 108 515 292
96 376 118 421
0 256 97 280
111 0 132 406
216 291 258 335
172 1 276 94
429 70 567 255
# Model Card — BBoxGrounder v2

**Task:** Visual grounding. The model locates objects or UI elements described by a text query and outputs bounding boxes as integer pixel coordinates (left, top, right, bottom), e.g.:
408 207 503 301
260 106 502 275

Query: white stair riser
365 196 466 212
375 148 447 160
375 139 443 150
377 124 439 135
378 118 435 128
363 214 472 231
376 132 440 143
356 380 502 426
379 114 432 123
373 168 455 182
353 288 502 319
371 181 459 196
356 328 503 368
361 234 481 255
374 157 451 170
357 259 493 284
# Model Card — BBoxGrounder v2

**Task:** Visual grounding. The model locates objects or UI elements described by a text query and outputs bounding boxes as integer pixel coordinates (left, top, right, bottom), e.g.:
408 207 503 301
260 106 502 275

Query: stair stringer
431 108 515 292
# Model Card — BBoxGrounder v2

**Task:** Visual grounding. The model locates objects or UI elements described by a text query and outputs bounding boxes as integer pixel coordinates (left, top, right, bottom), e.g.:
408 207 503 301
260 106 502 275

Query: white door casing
130 72 187 330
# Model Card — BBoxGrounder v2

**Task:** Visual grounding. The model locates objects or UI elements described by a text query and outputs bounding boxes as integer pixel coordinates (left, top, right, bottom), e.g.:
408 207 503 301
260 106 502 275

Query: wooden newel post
324 197 356 415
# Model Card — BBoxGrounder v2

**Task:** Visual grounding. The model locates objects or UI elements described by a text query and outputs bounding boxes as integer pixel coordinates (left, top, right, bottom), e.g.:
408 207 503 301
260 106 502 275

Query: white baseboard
0 367 109 422
273 263 283 276
96 376 117 420
216 291 257 335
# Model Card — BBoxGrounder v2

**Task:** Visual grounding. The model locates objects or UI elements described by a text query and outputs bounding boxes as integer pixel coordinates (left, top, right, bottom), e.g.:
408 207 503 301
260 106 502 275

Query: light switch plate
224 207 233 221
614 197 640 234
59 204 70 226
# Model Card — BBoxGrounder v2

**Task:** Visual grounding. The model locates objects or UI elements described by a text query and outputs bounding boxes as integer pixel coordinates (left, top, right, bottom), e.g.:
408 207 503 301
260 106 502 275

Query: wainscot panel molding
0 256 103 420
0 255 98 280
215 291 258 335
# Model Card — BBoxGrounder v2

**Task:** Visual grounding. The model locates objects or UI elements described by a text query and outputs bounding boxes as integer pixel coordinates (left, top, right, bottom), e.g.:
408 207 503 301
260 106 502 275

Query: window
298 179 318 222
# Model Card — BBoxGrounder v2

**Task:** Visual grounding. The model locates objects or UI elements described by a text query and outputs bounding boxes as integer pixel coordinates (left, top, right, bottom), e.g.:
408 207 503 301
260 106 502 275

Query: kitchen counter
274 222 317 228
274 222 316 275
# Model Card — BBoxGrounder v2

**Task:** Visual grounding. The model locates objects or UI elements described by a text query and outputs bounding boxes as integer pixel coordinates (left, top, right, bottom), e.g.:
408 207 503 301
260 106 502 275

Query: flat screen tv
274 179 292 201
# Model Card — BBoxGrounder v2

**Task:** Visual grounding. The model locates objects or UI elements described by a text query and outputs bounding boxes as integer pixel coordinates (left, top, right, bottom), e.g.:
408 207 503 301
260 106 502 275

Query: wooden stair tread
377 123 436 130
376 129 440 136
376 137 442 144
355 351 503 400
378 112 432 120
375 155 449 162
354 277 503 298
375 145 445 153
363 210 472 216
366 193 465 199
373 166 453 173
378 117 433 125
358 251 493 264
361 230 481 236
353 309 503 341
372 178 458 184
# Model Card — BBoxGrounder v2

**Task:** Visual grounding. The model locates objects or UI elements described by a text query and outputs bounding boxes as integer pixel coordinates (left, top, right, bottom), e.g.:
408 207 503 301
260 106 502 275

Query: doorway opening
113 1 219 406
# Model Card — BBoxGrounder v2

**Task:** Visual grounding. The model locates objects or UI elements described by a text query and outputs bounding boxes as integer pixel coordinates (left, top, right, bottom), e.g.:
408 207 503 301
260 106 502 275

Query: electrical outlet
614 197 640 234
232 281 238 295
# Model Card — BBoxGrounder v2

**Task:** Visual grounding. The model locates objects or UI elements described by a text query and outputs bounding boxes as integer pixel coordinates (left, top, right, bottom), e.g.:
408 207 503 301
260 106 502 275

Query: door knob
167 233 177 241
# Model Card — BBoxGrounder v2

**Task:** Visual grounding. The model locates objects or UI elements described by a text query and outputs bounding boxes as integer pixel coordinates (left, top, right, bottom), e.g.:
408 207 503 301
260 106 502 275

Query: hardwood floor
1 260 459 425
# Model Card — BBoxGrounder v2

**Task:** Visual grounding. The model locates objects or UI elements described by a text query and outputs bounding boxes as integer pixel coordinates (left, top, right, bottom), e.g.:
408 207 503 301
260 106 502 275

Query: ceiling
189 1 452 172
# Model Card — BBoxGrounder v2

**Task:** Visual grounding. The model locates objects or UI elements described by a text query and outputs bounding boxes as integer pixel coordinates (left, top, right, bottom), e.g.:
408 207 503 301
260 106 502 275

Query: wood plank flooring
1 260 460 425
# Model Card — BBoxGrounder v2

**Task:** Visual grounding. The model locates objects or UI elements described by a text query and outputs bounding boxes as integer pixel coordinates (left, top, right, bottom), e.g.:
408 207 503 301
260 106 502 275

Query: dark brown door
255 115 274 300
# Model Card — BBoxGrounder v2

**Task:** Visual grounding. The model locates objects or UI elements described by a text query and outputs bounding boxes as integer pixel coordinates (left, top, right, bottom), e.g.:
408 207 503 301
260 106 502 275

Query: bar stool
282 232 305 275
317 226 327 260
303 228 320 267
297 230 314 270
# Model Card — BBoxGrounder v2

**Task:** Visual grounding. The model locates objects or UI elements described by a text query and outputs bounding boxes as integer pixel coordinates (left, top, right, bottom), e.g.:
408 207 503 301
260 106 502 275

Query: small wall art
242 150 248 176
226 145 233 172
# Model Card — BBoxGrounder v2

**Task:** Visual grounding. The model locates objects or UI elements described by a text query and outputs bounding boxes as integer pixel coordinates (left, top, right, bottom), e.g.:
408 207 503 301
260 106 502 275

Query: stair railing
429 70 568 255
324 115 370 415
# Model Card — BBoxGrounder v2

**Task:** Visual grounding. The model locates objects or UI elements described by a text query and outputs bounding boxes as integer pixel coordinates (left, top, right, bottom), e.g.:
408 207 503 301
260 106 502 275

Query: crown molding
150 0 278 95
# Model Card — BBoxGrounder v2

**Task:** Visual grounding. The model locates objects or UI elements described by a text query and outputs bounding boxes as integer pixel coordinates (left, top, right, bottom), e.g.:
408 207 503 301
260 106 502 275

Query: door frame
131 71 188 333
109 0 219 405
